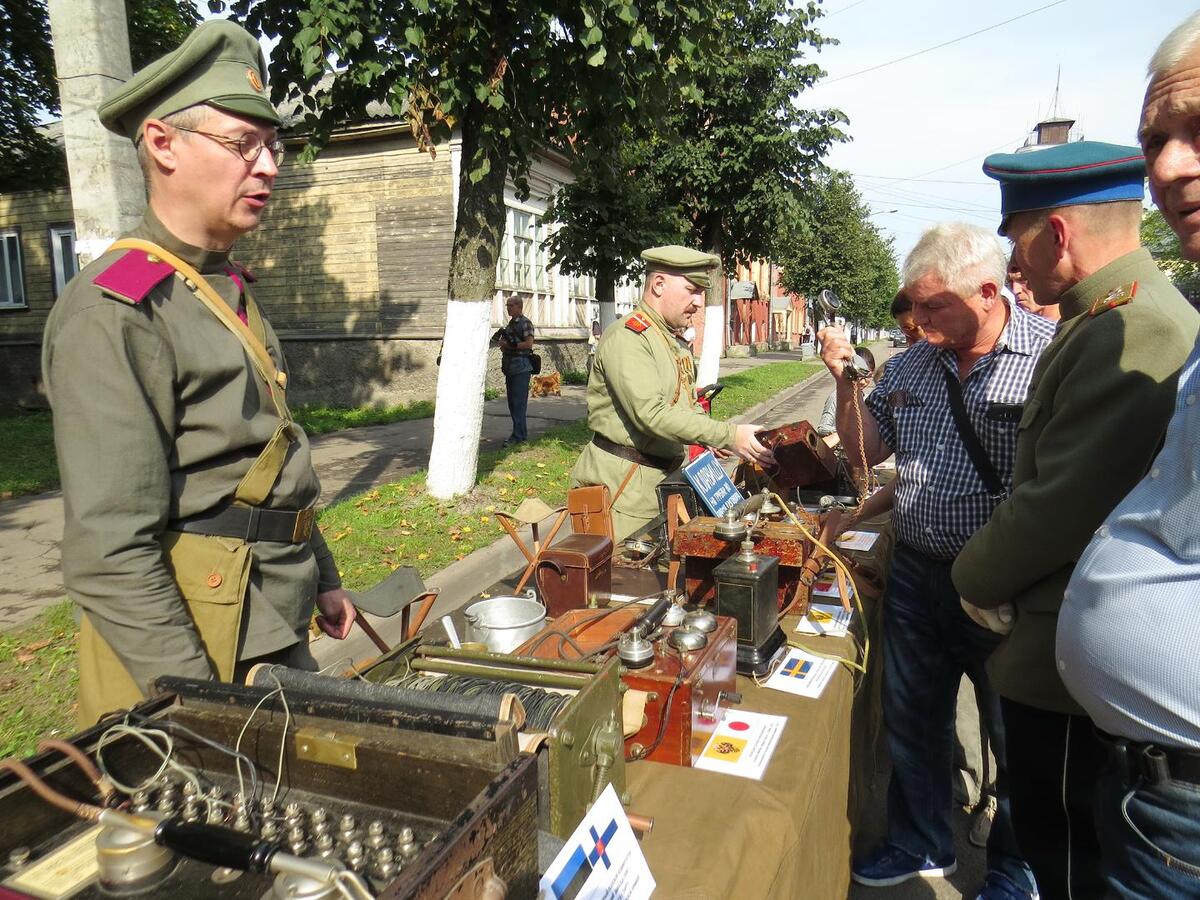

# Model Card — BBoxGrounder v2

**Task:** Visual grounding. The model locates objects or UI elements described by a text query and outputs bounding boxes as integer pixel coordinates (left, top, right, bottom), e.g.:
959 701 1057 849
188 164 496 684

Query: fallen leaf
506 473 516 482
498 487 508 495
455 554 465 561
479 516 490 524
535 463 546 469
462 526 472 534
398 530 413 536
22 639 52 653
383 546 397 554
485 505 496 513
418 552 429 560
15 651 36 665
480 592 491 599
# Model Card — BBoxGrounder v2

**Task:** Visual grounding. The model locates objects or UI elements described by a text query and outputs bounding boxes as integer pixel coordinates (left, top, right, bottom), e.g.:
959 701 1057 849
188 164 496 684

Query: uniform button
1058 659 1066 673
925 526 933 534
1188 394 1197 406
1097 526 1110 538
206 572 223 589
1150 467 1161 479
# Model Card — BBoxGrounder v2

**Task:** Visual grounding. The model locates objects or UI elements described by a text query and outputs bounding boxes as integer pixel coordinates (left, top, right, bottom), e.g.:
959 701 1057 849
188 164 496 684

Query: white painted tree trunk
427 299 494 498
48 0 144 264
598 300 618 330
696 301 725 387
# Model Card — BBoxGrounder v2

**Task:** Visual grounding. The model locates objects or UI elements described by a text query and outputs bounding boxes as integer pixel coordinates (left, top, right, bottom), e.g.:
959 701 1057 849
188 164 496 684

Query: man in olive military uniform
42 20 355 726
571 246 774 540
952 141 1200 899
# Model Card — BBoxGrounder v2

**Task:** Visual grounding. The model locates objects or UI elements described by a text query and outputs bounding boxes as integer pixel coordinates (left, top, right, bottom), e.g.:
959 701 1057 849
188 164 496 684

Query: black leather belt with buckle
591 434 680 472
1100 731 1200 787
170 504 316 544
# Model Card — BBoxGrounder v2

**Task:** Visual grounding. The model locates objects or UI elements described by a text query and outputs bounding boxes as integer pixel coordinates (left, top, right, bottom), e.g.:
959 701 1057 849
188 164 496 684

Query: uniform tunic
570 303 736 539
42 209 340 697
952 248 1200 714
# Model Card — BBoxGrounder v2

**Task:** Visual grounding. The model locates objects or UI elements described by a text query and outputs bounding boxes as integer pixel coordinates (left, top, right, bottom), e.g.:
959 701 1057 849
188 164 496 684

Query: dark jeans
504 356 532 442
880 542 1034 890
1001 698 1106 900
1096 751 1200 899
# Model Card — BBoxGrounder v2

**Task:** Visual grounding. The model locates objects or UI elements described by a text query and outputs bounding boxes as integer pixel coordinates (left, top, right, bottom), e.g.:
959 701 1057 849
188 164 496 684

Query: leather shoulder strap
940 365 1006 501
106 238 290 422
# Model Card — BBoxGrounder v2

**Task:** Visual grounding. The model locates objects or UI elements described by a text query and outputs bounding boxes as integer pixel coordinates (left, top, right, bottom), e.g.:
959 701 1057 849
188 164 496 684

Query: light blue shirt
1057 339 1200 750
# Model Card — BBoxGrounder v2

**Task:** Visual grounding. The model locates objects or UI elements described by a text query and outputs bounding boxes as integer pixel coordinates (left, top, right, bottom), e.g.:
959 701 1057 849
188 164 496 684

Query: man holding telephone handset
821 223 1048 898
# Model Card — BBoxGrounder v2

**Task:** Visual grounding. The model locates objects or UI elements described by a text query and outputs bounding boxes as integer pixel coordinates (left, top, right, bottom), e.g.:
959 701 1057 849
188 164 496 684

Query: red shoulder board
1088 281 1137 318
625 313 651 333
92 250 176 305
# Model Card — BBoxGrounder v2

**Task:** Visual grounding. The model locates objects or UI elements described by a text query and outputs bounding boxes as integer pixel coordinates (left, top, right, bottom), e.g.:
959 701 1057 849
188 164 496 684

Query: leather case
567 485 614 540
535 534 614 617
755 420 838 489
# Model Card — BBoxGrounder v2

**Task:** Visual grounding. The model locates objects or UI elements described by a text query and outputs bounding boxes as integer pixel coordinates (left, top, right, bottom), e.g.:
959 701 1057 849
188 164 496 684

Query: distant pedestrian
499 297 536 446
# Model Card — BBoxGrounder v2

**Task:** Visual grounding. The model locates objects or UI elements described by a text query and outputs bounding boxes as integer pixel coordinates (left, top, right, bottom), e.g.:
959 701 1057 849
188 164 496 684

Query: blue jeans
504 356 532 442
1096 761 1200 898
879 542 1035 891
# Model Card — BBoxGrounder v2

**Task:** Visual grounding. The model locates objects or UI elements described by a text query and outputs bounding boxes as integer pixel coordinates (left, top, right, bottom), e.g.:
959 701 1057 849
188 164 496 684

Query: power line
867 199 996 220
863 134 1029 191
822 0 1069 85
864 181 996 212
822 0 872 19
854 173 994 185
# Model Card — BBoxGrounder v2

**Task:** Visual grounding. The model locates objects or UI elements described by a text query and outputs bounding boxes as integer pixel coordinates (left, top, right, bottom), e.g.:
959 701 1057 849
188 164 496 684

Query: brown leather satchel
566 462 637 540
535 534 614 617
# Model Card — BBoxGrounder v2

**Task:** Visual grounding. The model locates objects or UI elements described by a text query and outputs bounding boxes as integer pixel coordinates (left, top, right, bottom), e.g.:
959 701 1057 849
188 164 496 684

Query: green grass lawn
0 601 78 757
0 410 58 498
0 358 821 754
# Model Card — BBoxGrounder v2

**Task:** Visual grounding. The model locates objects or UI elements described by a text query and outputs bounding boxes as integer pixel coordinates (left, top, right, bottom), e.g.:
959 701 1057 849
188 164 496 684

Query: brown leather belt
591 434 680 472
170 504 316 543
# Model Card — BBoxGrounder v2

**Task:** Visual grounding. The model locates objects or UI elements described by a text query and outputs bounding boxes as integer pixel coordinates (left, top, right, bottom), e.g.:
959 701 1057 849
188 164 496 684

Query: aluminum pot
462 592 546 654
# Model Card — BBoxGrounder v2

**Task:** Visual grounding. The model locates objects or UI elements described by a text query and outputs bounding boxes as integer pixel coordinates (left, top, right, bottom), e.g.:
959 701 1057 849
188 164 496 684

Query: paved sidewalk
0 349 823 630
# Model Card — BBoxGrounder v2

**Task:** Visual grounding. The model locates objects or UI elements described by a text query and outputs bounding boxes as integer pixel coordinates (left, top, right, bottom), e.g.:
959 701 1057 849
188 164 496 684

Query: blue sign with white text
683 451 743 517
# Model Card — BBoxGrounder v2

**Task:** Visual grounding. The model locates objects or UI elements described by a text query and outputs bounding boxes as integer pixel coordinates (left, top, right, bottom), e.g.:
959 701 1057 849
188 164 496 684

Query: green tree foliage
234 0 720 300
778 170 898 329
0 0 199 193
1142 206 1200 304
546 0 845 292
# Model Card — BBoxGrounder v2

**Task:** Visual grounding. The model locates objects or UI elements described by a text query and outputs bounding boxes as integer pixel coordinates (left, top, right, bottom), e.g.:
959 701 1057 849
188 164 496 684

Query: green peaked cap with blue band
641 245 721 289
98 19 279 141
983 141 1146 233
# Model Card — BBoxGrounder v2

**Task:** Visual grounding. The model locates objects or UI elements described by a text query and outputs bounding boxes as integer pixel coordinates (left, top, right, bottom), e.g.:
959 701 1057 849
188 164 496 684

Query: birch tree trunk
596 264 618 331
427 105 510 499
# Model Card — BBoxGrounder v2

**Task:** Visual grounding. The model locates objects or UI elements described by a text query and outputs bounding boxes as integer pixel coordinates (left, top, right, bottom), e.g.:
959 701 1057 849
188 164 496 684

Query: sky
799 0 1196 264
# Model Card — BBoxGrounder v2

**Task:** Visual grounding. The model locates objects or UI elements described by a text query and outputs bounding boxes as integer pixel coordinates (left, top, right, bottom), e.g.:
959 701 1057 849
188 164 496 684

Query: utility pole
48 0 144 265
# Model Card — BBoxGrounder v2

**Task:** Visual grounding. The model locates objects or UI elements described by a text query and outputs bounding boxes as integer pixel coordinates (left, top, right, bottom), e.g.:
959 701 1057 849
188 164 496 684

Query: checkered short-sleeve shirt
865 306 1056 558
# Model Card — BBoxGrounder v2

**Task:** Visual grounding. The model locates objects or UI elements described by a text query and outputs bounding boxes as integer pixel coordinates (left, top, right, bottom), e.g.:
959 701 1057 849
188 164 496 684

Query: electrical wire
94 724 205 797
822 0 1068 85
234 667 292 807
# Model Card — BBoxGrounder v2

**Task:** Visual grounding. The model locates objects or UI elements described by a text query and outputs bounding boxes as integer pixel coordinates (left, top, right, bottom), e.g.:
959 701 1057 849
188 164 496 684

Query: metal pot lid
668 627 707 652
683 609 718 633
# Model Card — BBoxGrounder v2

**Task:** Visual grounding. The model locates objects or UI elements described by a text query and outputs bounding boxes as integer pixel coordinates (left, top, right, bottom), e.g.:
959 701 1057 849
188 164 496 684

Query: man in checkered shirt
823 223 1052 898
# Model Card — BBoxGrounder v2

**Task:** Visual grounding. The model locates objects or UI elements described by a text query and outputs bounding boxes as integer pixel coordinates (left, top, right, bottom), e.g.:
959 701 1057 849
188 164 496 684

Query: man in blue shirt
822 222 1048 900
1057 12 1200 897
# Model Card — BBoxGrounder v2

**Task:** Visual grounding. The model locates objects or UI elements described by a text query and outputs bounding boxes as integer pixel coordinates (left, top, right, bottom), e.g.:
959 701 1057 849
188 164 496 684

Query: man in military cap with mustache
571 245 774 541
42 19 355 726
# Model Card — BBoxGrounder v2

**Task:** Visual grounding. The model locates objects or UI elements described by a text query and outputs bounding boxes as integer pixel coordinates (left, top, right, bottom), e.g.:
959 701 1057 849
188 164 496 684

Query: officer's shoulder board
92 250 176 305
1087 281 1137 318
625 312 652 333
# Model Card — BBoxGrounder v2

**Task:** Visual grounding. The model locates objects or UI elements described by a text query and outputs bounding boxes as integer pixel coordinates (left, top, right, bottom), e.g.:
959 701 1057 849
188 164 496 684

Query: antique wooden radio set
0 674 540 900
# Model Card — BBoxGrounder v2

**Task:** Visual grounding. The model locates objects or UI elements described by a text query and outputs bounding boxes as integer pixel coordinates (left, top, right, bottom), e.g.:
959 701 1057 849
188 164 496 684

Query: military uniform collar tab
1058 248 1153 321
137 206 233 275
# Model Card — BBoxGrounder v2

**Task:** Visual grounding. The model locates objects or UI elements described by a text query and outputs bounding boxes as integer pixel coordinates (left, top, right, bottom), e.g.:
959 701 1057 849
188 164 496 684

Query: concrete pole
48 0 144 265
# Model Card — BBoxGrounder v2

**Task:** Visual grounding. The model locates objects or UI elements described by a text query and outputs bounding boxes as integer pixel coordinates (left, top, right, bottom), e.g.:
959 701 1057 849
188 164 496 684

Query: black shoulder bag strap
939 364 1008 503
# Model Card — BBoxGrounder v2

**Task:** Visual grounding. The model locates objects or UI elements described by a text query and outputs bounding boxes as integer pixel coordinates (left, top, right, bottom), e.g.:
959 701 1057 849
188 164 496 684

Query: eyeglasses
172 126 286 166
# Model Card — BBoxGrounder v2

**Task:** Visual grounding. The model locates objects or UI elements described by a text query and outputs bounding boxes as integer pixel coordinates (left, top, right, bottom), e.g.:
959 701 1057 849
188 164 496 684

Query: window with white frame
49 225 77 298
497 206 549 292
569 271 595 299
0 231 26 309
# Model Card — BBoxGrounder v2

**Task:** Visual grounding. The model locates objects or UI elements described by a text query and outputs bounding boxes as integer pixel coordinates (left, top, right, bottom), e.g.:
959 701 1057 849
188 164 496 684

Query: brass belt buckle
292 507 316 542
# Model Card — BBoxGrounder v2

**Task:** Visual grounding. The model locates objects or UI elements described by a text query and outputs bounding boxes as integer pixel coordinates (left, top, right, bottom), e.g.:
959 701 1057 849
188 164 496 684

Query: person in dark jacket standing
500 296 535 446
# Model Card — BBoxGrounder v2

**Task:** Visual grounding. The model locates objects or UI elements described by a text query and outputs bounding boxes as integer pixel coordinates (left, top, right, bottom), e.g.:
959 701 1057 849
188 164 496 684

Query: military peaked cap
642 245 721 289
983 141 1145 233
99 19 279 141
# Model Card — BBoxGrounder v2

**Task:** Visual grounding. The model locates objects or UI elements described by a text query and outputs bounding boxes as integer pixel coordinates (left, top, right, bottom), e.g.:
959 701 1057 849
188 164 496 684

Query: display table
625 521 891 899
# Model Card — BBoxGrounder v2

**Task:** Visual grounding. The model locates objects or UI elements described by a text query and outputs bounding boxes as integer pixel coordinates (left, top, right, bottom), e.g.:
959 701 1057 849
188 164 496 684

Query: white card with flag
693 710 786 780
794 602 853 637
538 783 655 900
763 648 838 699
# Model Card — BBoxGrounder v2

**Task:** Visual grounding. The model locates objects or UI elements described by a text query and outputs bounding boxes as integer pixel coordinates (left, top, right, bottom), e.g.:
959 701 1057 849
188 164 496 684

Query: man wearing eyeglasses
41 19 355 726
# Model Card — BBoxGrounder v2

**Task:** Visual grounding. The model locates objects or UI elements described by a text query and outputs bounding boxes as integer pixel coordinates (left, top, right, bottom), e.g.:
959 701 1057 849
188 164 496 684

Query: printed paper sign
539 783 655 900
764 648 838 699
694 710 786 780
835 530 879 552
682 450 743 516
794 602 853 637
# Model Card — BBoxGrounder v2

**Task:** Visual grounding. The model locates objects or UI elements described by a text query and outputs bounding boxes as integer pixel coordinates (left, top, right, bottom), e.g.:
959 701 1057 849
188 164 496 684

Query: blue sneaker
975 871 1039 900
852 844 957 887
